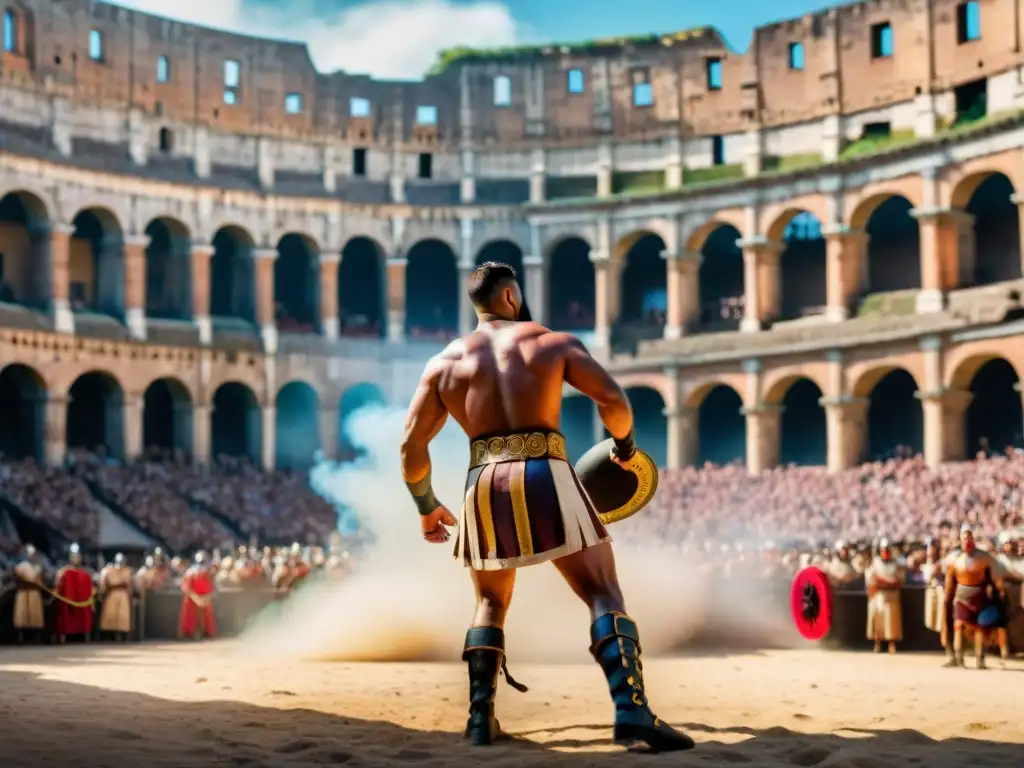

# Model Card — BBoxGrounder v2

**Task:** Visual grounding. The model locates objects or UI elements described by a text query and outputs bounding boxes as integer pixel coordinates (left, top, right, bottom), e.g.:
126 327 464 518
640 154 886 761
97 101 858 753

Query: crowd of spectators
1 445 1023 563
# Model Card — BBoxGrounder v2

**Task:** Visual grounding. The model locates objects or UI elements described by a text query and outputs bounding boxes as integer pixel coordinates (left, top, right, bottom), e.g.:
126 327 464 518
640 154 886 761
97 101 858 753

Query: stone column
523 255 546 326
822 225 868 322
458 258 475 335
254 247 278 353
910 207 966 314
918 388 973 468
123 234 149 340
596 142 613 198
460 148 476 204
191 244 214 345
664 405 698 470
49 222 75 334
319 252 340 340
590 248 614 348
529 148 546 203
663 250 702 339
820 396 869 473
192 402 211 464
44 394 67 466
738 237 781 332
318 407 339 461
743 404 781 474
261 403 276 471
123 393 143 461
386 255 406 343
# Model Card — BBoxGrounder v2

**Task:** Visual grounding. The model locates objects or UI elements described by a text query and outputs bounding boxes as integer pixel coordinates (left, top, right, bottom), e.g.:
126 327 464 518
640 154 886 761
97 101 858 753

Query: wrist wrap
406 472 439 516
612 429 637 460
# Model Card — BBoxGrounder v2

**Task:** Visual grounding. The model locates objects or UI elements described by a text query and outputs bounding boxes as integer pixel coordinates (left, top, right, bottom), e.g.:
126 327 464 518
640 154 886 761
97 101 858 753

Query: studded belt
469 430 568 469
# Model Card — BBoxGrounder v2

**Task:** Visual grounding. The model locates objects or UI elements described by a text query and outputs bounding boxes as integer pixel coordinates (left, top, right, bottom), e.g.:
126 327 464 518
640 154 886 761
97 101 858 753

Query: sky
116 0 834 79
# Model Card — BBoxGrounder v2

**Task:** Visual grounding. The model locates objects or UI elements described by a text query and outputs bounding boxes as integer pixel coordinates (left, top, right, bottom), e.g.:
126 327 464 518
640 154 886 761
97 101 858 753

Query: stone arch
697 224 744 331
144 216 192 321
338 382 386 458
66 370 125 459
961 173 1021 285
0 190 50 309
694 383 746 466
338 236 385 338
211 381 261 463
275 380 320 468
210 225 256 323
772 377 827 466
560 394 596 463
626 386 666 467
142 377 193 455
275 233 320 332
770 210 826 320
0 363 45 462
617 232 667 326
861 368 922 459
70 206 125 317
472 239 526 325
852 194 920 294
405 239 458 338
546 236 594 331
960 357 1023 455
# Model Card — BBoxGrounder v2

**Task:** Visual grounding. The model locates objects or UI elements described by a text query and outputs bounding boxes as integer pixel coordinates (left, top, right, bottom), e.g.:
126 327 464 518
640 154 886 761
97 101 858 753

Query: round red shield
790 566 833 641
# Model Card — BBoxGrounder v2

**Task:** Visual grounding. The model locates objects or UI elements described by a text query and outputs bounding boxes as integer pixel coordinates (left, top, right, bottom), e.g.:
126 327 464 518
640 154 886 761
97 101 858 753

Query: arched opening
211 382 261 463
405 239 458 339
626 386 666 467
142 378 193 456
547 237 594 330
698 224 744 331
864 196 920 294
696 387 745 466
618 233 667 329
0 191 49 309
560 395 595 463
338 382 386 459
0 364 45 462
276 381 320 468
210 226 255 323
965 174 1021 285
158 127 173 153
778 212 826 320
473 240 525 325
275 233 319 333
66 371 125 459
70 207 124 317
866 369 922 459
338 237 385 338
778 378 826 465
965 358 1022 455
697 385 745 465
144 217 191 320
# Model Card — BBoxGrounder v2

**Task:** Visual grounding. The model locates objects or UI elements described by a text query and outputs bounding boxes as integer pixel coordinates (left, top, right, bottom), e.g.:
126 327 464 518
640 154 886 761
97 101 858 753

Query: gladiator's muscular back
433 321 573 439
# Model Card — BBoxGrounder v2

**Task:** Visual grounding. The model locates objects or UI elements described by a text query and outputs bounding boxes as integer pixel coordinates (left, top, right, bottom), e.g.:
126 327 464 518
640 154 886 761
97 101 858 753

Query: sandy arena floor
0 643 1022 768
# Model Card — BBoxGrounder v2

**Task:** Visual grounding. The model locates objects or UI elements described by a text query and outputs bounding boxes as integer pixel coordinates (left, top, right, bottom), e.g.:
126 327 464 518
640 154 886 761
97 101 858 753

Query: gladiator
944 524 1008 668
400 261 694 752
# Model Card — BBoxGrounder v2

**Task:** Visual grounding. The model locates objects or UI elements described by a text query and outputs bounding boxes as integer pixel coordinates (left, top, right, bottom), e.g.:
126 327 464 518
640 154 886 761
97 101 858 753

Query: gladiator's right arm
562 336 635 456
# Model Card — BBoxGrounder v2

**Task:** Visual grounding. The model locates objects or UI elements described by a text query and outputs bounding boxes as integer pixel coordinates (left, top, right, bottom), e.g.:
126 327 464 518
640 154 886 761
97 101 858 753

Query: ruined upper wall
0 0 1019 147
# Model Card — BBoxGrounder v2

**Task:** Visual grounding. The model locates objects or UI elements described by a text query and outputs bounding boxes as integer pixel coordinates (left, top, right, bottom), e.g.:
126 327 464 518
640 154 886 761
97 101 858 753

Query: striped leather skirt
453 430 610 571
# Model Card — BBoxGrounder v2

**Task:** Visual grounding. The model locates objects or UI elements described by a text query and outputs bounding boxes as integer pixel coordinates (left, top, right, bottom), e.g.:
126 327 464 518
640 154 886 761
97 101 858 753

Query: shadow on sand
0 647 1021 768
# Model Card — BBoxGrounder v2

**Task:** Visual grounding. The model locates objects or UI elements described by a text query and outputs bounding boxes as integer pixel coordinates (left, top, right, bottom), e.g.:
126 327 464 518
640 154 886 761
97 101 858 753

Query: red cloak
179 567 216 638
56 566 95 636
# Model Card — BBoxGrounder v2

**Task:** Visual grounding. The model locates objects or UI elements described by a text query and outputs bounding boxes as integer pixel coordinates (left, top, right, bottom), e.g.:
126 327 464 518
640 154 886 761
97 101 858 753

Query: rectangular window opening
350 97 371 117
870 22 893 59
957 1 981 44
631 68 653 107
89 29 104 61
711 135 725 166
352 147 367 177
706 57 722 90
493 75 511 106
156 55 169 83
418 152 433 180
224 59 240 87
788 42 805 70
285 93 303 114
3 10 17 53
567 68 584 94
223 90 237 105
416 105 437 125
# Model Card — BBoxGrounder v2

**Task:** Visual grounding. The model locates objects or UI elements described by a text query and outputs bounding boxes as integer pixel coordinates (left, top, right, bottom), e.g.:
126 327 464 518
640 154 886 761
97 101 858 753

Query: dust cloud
240 403 798 664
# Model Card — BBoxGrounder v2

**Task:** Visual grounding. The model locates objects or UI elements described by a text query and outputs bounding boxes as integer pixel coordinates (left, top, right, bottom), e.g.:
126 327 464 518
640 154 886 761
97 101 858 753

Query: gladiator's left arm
400 358 449 515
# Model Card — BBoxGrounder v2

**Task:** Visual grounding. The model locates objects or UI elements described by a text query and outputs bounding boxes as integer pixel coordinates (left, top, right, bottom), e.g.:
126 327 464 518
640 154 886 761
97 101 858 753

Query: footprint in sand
275 739 318 754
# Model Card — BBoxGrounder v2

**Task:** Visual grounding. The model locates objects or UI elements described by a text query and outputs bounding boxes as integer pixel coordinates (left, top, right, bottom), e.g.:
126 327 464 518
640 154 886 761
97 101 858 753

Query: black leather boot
590 612 695 752
462 626 527 746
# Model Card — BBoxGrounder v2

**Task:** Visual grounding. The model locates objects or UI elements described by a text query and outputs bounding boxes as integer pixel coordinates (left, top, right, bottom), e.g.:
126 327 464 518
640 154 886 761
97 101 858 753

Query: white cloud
116 0 521 79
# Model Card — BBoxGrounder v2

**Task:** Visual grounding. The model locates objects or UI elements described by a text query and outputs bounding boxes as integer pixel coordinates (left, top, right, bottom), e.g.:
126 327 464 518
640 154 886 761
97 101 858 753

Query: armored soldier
12 544 46 643
865 538 905 653
98 553 133 640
